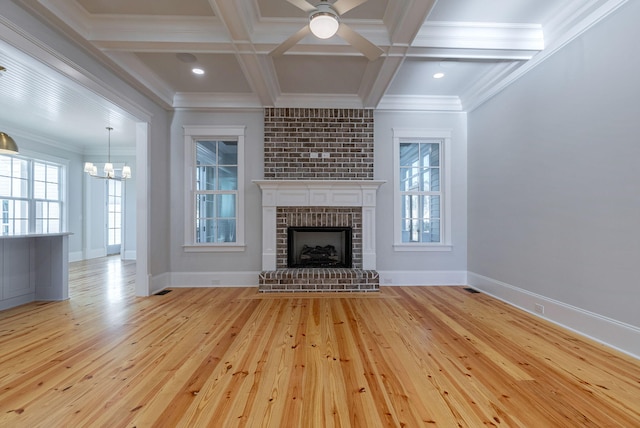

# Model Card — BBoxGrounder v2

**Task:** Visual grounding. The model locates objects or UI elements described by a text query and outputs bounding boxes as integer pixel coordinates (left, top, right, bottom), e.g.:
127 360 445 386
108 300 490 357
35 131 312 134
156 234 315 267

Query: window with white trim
393 129 452 251
0 155 64 236
184 126 245 251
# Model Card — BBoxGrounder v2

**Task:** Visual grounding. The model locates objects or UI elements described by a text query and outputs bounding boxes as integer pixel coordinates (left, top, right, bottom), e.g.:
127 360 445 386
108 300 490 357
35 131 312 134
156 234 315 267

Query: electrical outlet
322 152 330 158
534 303 544 314
310 152 318 158
211 279 221 285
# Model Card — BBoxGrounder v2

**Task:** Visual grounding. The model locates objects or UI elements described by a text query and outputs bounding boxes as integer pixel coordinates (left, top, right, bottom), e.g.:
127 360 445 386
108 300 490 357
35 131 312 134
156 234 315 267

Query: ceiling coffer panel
134 53 253 93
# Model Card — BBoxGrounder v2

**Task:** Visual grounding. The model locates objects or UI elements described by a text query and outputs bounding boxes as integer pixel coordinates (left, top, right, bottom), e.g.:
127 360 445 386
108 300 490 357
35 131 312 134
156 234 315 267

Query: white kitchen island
0 233 71 311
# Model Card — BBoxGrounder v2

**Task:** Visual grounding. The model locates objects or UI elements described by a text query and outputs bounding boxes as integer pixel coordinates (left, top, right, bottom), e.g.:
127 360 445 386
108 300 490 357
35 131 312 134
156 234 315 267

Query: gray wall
468 1 640 328
169 110 265 274
374 111 468 273
167 109 468 280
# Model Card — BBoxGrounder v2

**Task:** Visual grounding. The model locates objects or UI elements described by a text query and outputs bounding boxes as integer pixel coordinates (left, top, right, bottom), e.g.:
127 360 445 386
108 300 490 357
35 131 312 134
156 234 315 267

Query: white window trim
183 125 246 252
1 149 68 235
392 128 452 252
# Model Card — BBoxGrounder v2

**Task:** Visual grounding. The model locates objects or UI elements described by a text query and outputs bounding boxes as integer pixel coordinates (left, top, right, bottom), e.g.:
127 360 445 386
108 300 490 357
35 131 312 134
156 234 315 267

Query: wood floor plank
0 257 639 427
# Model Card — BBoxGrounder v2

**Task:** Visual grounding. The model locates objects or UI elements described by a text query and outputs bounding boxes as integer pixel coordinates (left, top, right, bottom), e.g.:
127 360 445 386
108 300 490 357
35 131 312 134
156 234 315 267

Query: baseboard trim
122 250 136 260
69 251 83 263
85 248 106 260
149 272 171 295
467 272 640 360
378 270 467 286
170 271 260 288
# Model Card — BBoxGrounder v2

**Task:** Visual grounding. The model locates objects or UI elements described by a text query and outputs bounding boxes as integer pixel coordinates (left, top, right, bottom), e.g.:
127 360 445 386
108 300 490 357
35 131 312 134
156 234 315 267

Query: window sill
393 244 452 252
183 244 246 253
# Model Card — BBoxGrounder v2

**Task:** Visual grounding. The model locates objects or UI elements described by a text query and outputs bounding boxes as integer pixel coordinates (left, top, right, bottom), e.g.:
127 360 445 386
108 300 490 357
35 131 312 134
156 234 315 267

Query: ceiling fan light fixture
309 5 339 39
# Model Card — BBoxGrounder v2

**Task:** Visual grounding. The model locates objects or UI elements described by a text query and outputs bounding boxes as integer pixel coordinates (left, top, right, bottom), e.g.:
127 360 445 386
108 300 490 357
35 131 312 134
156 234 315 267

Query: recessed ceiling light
192 67 205 75
433 72 445 79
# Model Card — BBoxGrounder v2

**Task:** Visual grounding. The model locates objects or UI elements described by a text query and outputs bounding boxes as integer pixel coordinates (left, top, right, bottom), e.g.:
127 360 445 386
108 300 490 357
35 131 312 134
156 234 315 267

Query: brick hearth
259 269 379 292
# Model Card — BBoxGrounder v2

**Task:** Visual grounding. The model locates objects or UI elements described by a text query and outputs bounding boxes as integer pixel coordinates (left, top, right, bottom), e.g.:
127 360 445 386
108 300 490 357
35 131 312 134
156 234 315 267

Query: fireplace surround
254 180 384 292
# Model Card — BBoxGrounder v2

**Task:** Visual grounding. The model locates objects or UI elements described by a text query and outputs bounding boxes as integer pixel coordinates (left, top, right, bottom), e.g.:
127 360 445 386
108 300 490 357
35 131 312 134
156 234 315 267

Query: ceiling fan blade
286 0 316 13
332 0 368 15
270 25 312 57
336 24 383 61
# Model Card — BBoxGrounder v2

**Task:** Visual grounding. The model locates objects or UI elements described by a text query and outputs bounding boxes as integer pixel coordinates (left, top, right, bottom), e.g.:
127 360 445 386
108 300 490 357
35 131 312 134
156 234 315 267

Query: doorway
106 179 123 256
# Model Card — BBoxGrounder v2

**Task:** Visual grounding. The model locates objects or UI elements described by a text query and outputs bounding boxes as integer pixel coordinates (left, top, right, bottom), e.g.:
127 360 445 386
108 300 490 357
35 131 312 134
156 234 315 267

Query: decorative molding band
173 92 262 109
467 272 640 360
378 270 468 286
275 94 365 109
377 95 463 112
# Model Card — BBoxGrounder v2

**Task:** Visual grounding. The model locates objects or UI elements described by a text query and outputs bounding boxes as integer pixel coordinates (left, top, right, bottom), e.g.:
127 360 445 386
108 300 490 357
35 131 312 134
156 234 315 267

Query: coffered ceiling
0 0 627 150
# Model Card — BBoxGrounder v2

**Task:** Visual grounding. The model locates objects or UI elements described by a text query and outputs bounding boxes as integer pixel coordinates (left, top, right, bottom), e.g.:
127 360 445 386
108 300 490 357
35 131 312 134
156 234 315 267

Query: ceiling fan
270 0 384 61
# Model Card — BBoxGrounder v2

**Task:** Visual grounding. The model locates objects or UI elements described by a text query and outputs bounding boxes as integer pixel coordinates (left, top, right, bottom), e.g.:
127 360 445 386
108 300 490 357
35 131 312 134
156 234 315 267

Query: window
0 155 64 236
393 129 452 251
184 126 245 251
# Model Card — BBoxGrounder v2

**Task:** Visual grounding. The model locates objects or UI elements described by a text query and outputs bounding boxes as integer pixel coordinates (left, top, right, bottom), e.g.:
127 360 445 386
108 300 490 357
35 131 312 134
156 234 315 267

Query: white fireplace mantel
254 180 385 271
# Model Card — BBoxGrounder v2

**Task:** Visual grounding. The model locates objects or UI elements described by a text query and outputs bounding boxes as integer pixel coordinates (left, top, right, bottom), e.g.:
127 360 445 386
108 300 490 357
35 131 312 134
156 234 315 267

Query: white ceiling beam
385 0 437 45
208 0 279 106
403 47 538 61
413 22 544 52
360 52 404 108
88 16 228 44
92 40 236 54
360 0 437 108
101 51 175 107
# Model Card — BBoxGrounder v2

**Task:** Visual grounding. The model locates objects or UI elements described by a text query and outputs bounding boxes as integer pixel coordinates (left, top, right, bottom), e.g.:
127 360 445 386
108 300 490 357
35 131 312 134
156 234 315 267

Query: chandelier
84 127 131 180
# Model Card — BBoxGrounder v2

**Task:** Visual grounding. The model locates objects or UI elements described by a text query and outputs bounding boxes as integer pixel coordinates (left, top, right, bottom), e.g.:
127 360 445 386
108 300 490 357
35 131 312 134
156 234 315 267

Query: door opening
106 179 123 256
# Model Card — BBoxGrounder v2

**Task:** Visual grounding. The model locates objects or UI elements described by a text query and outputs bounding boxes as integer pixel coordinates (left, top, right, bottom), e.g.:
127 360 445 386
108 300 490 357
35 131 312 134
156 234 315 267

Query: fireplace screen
287 227 352 268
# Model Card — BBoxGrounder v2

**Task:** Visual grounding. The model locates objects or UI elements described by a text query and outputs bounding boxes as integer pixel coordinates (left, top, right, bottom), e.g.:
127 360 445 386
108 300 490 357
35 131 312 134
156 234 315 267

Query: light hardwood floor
0 257 638 427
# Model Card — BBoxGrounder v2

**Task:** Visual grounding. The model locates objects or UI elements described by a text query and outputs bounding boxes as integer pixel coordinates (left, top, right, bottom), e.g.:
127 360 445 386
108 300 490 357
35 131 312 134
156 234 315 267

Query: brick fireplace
255 108 384 292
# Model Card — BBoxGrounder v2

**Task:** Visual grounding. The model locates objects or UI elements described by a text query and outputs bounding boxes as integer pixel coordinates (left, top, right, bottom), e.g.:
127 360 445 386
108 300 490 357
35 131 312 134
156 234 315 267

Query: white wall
374 111 468 284
467 1 640 355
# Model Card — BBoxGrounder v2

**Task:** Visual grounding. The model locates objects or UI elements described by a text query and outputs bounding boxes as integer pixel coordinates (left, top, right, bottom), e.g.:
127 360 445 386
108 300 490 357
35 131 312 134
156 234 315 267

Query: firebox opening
287 227 352 268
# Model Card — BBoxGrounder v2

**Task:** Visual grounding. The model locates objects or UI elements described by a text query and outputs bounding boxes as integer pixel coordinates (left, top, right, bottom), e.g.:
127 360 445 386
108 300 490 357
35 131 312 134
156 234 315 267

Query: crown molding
275 93 365 109
377 95 463 112
173 92 262 109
